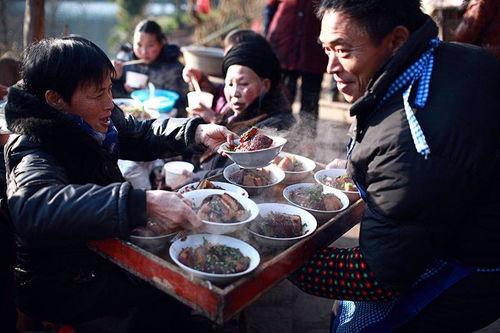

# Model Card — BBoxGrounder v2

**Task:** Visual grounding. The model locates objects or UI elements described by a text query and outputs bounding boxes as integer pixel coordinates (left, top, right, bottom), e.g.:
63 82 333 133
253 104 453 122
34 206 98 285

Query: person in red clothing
265 0 328 145
455 0 500 58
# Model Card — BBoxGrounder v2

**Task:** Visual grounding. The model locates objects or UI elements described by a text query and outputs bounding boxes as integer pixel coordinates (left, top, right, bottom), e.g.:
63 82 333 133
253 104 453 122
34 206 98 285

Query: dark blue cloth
65 113 119 158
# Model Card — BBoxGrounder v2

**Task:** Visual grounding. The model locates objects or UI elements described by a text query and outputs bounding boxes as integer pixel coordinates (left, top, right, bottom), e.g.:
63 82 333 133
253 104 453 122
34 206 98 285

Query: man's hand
195 124 238 152
0 85 8 99
326 158 348 169
146 190 202 230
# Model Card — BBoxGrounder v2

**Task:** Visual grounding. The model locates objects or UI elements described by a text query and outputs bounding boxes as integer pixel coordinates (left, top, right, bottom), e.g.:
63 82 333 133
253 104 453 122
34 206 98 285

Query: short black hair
317 0 426 44
21 36 114 103
135 20 166 44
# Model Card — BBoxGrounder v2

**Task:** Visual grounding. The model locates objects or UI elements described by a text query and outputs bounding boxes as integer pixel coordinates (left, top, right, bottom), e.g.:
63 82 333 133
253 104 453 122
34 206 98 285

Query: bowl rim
169 233 260 278
283 183 349 213
219 136 287 155
177 181 249 197
273 152 316 175
129 230 179 240
314 169 360 195
182 189 259 226
248 203 317 241
223 164 285 189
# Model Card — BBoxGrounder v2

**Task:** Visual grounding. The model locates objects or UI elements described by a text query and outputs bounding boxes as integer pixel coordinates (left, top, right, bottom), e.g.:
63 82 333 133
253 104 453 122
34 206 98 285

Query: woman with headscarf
186 39 296 178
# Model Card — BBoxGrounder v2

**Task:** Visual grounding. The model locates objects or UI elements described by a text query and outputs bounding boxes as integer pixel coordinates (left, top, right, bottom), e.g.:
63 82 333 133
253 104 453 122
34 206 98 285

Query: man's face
320 10 397 103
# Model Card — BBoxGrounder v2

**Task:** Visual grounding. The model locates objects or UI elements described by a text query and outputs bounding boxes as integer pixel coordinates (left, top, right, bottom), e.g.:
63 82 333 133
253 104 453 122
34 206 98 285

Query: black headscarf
222 40 281 90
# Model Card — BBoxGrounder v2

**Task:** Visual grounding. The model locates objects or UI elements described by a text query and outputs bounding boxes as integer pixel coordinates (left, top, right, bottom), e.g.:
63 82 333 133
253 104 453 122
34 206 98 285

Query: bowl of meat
177 179 249 197
314 169 361 203
219 127 287 169
129 221 181 254
273 152 317 184
223 163 285 196
182 189 259 234
248 203 317 248
283 183 349 222
170 233 260 285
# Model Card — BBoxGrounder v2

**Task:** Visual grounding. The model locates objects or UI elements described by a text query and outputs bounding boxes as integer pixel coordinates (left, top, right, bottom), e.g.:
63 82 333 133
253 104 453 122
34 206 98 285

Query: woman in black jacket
4 36 235 330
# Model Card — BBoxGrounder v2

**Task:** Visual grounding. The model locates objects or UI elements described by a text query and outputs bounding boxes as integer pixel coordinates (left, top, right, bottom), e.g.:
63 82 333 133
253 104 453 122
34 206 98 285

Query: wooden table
89 173 365 325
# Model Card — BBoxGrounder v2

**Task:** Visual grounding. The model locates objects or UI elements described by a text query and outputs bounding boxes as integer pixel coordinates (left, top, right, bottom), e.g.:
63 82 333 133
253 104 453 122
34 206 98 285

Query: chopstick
191 76 202 93
122 59 145 66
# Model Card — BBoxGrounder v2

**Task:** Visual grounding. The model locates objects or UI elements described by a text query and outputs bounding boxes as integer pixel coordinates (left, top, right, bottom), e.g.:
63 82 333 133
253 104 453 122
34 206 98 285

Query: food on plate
179 179 223 193
229 168 274 186
274 155 305 172
116 102 150 119
289 185 343 211
229 127 274 152
178 238 250 274
195 194 249 223
253 212 306 238
131 221 181 237
322 174 358 192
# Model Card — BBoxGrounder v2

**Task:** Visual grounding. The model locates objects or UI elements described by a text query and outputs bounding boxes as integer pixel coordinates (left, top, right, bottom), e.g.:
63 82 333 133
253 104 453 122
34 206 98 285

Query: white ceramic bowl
249 203 317 248
178 181 249 197
129 231 178 254
219 136 287 169
223 163 285 196
126 71 149 89
169 233 260 285
182 189 259 234
187 91 214 109
283 183 349 222
181 46 225 77
314 168 361 203
273 152 316 184
163 161 194 190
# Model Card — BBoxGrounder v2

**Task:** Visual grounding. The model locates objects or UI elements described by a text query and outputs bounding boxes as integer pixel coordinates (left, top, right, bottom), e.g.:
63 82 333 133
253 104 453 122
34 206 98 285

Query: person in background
4 35 235 331
182 29 268 123
265 0 328 156
112 20 188 116
454 0 500 58
184 39 295 179
291 0 500 331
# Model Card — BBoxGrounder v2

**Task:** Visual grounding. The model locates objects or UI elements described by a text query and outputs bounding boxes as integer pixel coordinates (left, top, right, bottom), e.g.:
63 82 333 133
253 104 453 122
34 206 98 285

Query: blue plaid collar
377 37 441 158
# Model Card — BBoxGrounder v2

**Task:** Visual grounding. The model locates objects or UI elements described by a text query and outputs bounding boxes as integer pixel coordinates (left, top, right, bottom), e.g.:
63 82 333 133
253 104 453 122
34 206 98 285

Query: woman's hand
186 103 217 123
112 60 124 80
182 67 204 84
326 158 348 169
146 190 202 230
195 124 238 152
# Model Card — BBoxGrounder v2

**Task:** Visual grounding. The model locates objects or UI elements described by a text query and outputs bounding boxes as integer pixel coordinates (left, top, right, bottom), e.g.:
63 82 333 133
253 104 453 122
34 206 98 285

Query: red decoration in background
197 0 211 14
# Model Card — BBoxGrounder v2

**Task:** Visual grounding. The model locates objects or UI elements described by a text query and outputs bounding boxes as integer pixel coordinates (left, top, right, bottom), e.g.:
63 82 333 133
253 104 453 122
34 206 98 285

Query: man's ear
45 90 66 110
390 25 410 56
261 78 271 94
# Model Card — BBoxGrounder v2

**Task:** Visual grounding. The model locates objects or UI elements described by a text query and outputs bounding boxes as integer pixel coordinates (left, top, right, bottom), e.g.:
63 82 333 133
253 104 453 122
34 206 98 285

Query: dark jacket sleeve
6 138 146 248
354 140 470 290
112 106 205 161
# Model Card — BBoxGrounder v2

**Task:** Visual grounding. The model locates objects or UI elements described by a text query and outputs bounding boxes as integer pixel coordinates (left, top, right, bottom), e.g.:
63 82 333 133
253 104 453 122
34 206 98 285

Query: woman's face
133 32 163 64
224 65 270 115
61 75 114 133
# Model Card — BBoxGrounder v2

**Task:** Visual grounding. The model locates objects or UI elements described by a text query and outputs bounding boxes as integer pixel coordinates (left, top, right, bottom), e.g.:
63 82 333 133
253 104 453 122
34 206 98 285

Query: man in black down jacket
293 0 500 331
4 36 236 331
